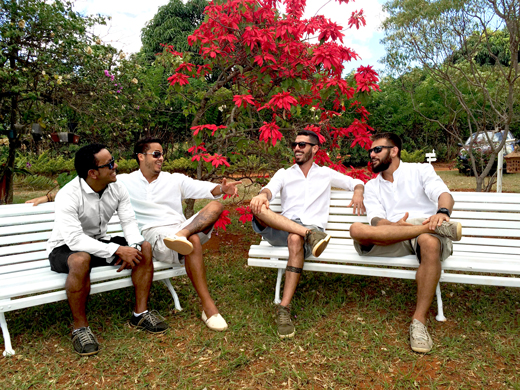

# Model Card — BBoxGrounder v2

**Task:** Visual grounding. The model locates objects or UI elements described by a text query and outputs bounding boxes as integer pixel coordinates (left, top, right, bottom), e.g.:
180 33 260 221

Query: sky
74 0 388 73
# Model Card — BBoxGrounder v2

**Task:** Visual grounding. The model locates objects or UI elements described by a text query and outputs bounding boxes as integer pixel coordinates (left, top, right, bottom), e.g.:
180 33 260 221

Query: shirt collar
137 169 160 183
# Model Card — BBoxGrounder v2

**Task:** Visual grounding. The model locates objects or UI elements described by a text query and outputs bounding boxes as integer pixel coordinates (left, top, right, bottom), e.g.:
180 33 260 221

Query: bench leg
161 279 183 312
0 312 15 357
274 268 283 304
435 282 446 322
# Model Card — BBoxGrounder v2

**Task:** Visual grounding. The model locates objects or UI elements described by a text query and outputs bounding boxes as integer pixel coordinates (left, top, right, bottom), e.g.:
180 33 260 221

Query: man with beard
250 130 365 338
349 132 462 353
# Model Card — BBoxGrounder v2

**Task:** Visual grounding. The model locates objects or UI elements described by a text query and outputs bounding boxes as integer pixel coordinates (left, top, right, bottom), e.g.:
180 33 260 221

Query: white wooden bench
248 191 520 321
0 203 187 357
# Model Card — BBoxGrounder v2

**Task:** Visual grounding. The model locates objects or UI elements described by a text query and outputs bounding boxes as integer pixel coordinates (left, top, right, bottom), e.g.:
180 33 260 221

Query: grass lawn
1 170 519 388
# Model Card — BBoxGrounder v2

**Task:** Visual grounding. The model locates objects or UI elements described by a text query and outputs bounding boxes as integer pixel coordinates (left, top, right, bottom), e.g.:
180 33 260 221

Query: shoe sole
455 223 462 241
129 322 168 334
163 237 194 255
75 348 99 356
411 345 432 353
278 330 295 339
311 234 331 257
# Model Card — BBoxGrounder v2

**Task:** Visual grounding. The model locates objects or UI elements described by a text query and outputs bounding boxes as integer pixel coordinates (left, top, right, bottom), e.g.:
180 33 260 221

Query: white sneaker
409 319 433 353
163 236 193 255
201 311 228 331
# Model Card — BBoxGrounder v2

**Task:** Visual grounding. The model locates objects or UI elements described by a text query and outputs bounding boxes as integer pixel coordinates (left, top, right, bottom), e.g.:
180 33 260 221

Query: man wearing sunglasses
250 130 365 339
349 132 462 353
45 144 168 356
116 137 241 332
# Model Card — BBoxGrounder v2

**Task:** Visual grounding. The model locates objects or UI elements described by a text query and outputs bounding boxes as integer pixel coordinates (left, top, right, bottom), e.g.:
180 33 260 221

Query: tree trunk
0 140 17 204
184 198 196 219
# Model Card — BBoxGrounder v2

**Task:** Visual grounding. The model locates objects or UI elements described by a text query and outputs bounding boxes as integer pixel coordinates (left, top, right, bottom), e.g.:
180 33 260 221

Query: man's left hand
348 192 366 216
220 178 242 197
423 213 450 231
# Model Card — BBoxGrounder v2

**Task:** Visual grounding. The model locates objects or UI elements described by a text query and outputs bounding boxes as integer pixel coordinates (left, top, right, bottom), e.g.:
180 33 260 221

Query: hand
25 195 49 206
423 212 450 231
395 212 413 226
348 193 366 216
250 193 269 215
114 246 142 272
220 178 242 197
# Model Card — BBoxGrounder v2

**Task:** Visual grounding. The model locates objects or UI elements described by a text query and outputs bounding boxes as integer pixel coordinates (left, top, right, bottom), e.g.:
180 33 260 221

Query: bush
401 149 425 163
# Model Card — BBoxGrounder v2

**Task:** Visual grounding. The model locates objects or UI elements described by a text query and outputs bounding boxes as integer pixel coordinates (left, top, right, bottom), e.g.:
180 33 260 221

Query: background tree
165 0 379 215
382 0 520 191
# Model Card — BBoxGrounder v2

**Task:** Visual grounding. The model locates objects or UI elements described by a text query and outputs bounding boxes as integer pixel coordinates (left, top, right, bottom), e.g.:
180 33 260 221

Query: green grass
437 170 520 192
3 171 520 388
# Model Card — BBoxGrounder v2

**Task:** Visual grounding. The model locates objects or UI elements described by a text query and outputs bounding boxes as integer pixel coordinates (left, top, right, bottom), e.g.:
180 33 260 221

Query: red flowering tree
164 0 379 218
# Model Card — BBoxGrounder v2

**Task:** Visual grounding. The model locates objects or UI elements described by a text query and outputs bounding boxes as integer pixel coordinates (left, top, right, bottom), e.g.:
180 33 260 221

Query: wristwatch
437 208 450 217
131 243 142 251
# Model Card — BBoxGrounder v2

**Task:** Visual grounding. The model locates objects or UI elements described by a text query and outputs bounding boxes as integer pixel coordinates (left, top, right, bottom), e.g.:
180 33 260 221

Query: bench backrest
0 203 123 276
268 190 520 246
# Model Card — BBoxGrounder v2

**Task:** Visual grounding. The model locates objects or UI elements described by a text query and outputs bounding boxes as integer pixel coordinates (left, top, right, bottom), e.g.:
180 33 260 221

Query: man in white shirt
349 132 462 353
250 130 365 338
117 138 241 332
47 144 167 356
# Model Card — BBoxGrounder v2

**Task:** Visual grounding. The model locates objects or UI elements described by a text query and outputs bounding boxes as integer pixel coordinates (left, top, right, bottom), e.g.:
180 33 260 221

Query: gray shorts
142 212 212 264
353 218 453 262
252 217 324 259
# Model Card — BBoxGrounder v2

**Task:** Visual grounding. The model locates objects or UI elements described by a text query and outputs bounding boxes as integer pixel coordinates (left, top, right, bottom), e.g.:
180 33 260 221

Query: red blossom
233 94 255 108
267 92 298 111
355 65 381 93
237 206 254 224
304 125 326 144
167 73 189 86
188 143 207 154
348 10 366 30
259 121 283 146
204 153 230 168
214 209 231 231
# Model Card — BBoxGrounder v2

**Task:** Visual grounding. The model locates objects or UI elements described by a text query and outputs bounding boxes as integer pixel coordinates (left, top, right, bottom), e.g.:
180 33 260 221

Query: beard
295 148 313 165
371 151 392 173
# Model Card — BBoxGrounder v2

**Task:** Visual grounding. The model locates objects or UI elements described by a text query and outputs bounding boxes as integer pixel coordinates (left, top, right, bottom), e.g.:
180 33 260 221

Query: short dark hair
371 132 402 158
74 144 106 180
296 130 320 146
134 137 163 165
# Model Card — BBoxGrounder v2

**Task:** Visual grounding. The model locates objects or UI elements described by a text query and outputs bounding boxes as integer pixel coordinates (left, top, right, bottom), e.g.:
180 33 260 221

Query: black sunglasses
95 157 115 170
141 151 164 158
291 141 316 149
368 145 394 155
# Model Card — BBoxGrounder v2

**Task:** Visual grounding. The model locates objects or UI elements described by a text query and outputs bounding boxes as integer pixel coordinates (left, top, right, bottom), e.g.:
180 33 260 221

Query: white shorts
141 212 213 264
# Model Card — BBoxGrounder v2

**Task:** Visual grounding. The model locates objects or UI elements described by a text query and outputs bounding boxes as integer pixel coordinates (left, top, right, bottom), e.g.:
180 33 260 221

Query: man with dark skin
349 132 462 353
46 144 167 356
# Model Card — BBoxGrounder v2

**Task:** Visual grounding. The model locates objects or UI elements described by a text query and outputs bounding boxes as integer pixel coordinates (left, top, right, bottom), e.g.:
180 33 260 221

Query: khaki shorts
142 212 212 264
353 218 453 262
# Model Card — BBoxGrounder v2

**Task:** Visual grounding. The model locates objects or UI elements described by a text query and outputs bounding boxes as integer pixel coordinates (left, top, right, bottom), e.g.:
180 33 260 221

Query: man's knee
251 203 269 218
67 252 92 273
418 234 441 262
188 234 202 248
287 233 304 250
207 200 224 214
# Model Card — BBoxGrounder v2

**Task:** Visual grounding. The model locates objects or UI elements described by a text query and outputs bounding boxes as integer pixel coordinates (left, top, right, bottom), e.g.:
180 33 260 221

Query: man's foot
276 304 295 339
163 235 194 255
129 311 169 334
409 319 433 353
201 311 228 331
71 327 99 356
305 229 331 257
434 221 462 241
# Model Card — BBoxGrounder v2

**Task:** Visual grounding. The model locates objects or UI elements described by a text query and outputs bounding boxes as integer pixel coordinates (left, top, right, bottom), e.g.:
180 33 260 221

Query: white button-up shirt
264 163 364 228
364 162 451 225
117 170 219 231
47 177 144 258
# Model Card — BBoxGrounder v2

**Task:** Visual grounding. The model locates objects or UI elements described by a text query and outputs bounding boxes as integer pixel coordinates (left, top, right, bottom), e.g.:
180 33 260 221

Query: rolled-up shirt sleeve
179 175 221 200
329 169 364 190
364 181 387 225
421 164 451 203
54 191 119 258
263 168 285 198
116 185 144 247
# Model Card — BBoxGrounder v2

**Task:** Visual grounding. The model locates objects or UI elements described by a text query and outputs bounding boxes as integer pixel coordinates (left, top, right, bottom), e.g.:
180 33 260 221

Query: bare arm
423 192 454 230
250 189 272 215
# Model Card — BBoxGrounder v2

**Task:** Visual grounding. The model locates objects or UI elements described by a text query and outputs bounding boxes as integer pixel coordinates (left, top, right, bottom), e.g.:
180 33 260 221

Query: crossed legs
171 201 224 318
66 241 154 329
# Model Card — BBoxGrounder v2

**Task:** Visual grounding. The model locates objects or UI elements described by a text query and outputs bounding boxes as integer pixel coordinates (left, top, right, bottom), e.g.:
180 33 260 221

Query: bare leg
253 204 308 237
176 201 223 238
350 222 433 246
280 233 305 307
183 234 219 317
413 234 442 324
66 252 93 329
131 241 154 313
